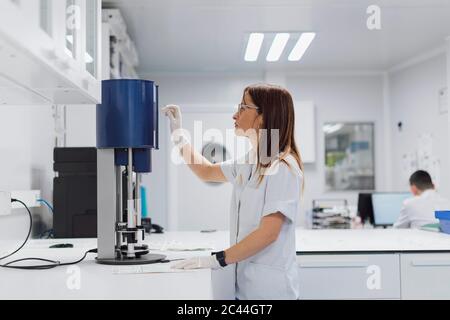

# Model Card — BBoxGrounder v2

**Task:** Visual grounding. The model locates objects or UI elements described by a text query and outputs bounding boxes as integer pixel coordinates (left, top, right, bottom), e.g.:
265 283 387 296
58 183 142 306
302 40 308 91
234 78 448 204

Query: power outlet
11 190 41 209
0 191 11 216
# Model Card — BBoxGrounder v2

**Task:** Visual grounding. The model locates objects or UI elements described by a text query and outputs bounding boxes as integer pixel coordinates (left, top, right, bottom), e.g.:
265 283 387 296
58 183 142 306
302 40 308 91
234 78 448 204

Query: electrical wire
2 258 62 270
36 198 54 239
0 198 96 270
36 198 54 214
1 249 97 270
39 229 54 239
2 198 170 270
0 199 32 262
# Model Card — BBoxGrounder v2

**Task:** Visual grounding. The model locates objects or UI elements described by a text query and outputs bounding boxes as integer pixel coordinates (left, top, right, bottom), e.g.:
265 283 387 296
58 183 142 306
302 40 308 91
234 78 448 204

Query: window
324 122 375 190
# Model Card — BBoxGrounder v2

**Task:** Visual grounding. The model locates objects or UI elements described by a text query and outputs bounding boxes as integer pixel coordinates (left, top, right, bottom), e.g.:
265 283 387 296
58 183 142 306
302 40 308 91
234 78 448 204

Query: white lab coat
394 189 450 229
220 152 302 300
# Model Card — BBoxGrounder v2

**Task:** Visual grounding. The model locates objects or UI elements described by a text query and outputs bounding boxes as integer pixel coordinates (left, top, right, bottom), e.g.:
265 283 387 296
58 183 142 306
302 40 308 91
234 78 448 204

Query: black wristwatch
212 250 227 267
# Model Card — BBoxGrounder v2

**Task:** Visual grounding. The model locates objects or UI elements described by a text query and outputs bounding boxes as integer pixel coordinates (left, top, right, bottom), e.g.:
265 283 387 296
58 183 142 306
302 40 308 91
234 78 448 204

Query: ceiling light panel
244 33 264 62
288 32 316 61
266 33 290 62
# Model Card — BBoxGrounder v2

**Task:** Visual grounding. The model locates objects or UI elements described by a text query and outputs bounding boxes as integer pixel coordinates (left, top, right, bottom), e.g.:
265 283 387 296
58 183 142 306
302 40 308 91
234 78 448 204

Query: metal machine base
96 253 166 265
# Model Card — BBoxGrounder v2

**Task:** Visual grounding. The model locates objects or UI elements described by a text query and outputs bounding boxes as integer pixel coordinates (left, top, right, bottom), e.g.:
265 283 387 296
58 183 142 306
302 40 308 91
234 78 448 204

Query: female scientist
162 84 304 300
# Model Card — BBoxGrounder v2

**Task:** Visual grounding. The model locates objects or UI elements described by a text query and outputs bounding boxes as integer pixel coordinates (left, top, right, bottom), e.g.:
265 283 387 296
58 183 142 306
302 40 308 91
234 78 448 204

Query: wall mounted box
0 190 41 213
10 190 41 209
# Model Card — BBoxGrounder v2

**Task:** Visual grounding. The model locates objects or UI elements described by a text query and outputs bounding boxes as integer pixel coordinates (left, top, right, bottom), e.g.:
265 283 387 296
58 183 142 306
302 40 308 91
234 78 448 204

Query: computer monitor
357 193 374 225
371 192 413 227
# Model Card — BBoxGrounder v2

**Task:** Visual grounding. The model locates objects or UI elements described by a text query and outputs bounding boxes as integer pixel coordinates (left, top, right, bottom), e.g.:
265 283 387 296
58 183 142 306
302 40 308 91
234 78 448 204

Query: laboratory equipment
96 79 164 265
372 192 412 227
311 199 351 229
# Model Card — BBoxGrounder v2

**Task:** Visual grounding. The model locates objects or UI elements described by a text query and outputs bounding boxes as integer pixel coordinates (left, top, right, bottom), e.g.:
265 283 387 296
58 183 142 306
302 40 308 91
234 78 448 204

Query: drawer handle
411 260 450 267
299 261 369 268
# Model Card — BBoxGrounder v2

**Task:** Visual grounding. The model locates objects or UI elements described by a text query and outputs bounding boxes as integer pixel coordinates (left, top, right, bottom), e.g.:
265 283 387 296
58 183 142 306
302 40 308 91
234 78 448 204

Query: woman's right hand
162 104 189 147
162 104 227 183
161 104 182 134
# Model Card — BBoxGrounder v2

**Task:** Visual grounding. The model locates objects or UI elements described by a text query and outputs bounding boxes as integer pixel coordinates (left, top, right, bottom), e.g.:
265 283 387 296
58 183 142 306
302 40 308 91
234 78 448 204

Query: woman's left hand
171 255 221 270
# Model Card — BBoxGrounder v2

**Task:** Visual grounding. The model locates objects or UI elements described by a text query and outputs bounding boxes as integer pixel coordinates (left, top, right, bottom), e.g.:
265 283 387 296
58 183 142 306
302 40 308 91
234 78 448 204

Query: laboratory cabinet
297 254 401 299
400 253 450 299
0 0 101 105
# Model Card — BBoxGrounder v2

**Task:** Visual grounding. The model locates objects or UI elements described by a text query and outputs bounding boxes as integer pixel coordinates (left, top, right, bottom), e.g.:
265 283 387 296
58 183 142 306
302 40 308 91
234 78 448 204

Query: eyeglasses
236 103 259 115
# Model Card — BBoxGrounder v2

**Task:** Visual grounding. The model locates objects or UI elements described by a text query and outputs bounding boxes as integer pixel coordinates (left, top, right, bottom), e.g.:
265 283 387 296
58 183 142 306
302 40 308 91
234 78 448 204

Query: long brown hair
244 83 304 185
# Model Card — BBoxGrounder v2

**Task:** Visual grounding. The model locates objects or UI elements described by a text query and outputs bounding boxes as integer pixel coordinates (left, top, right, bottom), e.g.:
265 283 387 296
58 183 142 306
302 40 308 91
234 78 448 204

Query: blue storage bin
435 211 450 234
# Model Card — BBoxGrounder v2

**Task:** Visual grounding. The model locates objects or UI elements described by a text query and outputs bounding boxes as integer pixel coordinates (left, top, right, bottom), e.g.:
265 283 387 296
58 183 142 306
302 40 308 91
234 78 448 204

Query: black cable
1 249 97 270
0 199 32 262
2 258 61 270
58 248 97 267
0 198 96 270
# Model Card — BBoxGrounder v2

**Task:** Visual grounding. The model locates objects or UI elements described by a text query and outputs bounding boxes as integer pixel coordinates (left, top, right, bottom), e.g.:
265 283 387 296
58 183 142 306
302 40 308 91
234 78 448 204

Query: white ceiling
102 0 450 74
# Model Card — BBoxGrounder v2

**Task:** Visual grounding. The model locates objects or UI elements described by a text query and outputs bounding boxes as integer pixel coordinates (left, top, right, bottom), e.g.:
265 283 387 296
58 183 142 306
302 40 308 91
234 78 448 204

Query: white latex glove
161 104 182 133
171 255 222 270
161 104 190 147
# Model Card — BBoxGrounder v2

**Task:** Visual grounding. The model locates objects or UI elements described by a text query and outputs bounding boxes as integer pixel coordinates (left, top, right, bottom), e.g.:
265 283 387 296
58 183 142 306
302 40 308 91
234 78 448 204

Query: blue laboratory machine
96 79 165 265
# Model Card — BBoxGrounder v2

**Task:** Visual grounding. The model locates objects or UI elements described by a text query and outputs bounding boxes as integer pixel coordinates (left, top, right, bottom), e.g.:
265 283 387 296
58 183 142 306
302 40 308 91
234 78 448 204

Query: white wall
170 110 236 231
61 73 266 231
0 59 445 240
147 73 263 230
146 72 385 230
0 73 385 237
0 104 54 249
66 105 96 147
389 54 450 197
286 74 385 222
13 74 383 229
62 73 267 231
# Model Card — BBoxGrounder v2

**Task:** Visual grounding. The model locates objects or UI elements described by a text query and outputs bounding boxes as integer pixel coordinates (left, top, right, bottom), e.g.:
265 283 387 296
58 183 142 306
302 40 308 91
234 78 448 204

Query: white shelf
0 0 101 105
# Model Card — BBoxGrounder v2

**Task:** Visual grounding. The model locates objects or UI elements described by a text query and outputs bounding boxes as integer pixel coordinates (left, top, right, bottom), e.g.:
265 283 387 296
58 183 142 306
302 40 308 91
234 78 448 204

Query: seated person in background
394 170 450 228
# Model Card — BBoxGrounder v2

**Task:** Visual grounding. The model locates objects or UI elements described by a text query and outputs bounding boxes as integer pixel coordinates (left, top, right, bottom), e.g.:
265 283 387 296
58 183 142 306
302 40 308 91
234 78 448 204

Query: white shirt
220 153 302 300
394 189 450 229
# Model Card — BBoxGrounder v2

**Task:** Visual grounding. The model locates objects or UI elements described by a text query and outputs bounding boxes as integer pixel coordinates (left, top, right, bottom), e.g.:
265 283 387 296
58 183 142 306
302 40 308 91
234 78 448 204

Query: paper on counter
112 263 199 274
147 240 215 251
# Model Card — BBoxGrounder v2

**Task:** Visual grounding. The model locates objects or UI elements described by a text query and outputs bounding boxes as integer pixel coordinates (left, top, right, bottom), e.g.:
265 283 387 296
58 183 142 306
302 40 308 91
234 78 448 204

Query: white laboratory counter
0 231 234 300
295 229 450 300
296 228 450 252
1 229 449 299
